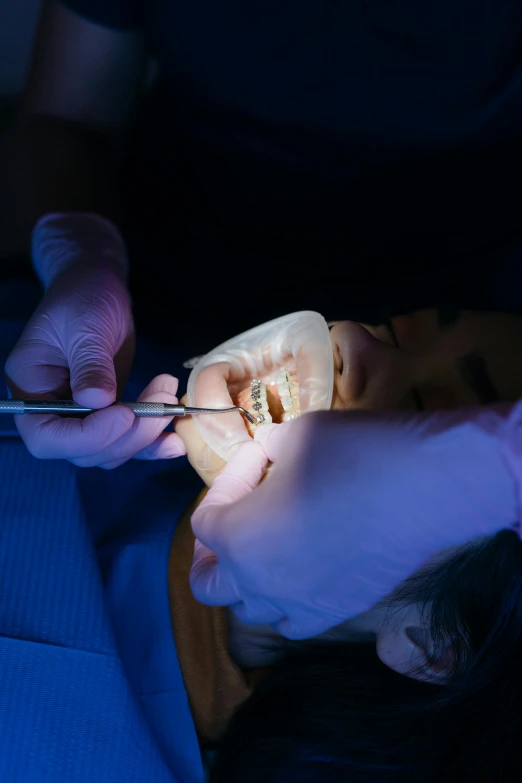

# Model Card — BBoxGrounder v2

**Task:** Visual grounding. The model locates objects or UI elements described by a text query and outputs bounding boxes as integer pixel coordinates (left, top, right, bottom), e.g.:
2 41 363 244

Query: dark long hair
211 530 522 782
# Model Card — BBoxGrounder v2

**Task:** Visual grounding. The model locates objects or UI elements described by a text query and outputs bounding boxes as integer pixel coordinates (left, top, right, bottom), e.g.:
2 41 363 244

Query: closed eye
329 323 344 374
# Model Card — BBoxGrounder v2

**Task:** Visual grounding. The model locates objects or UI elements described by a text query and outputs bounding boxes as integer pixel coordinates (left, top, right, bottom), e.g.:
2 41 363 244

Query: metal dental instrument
0 400 256 424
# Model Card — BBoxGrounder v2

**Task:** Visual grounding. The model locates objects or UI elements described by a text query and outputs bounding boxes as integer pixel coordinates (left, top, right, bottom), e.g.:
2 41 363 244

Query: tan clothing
168 491 257 745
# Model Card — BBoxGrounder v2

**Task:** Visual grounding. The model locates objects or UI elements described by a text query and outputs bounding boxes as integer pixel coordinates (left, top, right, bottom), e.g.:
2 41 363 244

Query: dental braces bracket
251 379 265 424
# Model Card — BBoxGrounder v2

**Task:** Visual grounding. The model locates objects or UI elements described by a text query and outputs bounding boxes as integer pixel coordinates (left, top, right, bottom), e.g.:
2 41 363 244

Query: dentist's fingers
16 405 135 461
190 441 268 605
190 539 242 606
132 431 187 461
71 374 182 468
254 417 310 465
190 440 268 544
191 541 286 623
253 421 287 461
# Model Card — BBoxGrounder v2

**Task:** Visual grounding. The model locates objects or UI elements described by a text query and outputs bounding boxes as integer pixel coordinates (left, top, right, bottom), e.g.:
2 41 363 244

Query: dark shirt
61 0 522 335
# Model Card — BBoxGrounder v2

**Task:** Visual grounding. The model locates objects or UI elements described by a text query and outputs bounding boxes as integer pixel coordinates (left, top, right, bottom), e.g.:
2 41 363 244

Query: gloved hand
5 213 186 467
190 405 522 639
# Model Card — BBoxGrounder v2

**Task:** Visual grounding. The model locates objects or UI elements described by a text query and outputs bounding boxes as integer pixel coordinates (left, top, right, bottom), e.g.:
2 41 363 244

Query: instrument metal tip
237 407 256 424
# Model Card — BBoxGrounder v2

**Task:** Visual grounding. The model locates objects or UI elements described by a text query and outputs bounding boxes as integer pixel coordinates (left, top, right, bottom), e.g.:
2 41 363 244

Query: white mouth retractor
186 311 334 460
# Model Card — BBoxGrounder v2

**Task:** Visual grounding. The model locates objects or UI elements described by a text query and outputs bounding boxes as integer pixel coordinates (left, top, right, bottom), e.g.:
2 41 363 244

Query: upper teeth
276 368 301 421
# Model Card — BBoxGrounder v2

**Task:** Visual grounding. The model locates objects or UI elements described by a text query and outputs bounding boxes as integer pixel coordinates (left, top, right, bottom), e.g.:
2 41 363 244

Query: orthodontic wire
251 370 298 425
251 379 265 425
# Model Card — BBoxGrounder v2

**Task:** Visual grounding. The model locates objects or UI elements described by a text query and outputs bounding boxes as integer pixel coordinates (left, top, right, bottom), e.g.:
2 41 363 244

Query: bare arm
8 0 148 254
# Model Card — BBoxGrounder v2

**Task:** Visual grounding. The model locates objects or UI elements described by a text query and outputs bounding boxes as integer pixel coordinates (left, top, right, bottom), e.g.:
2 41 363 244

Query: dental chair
0 275 206 782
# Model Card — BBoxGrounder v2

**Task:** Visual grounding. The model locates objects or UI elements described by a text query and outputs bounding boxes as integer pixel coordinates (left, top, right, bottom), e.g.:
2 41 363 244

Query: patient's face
178 307 522 483
178 307 522 681
329 308 522 412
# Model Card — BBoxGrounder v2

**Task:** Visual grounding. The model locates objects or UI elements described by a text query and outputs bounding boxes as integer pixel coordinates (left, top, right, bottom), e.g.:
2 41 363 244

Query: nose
329 321 414 409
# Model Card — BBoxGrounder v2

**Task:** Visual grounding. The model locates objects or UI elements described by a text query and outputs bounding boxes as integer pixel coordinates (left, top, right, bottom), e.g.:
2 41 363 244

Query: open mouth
232 367 301 436
186 311 334 460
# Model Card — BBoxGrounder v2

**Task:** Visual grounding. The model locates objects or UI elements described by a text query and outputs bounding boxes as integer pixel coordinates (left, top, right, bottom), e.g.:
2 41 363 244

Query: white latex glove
190 405 522 639
5 213 185 467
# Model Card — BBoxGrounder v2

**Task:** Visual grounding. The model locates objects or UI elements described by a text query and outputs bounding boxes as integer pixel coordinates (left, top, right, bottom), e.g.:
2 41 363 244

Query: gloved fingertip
190 558 241 607
253 421 287 459
189 503 209 531
155 432 187 459
253 422 279 444
84 403 135 444
134 432 187 460
169 436 187 458
189 541 221 604
227 438 265 464
73 386 116 409
112 403 137 426
137 374 180 401
211 440 268 495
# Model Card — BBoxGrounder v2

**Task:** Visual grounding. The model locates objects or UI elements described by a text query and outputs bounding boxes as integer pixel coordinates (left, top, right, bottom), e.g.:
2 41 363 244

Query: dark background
1 3 522 357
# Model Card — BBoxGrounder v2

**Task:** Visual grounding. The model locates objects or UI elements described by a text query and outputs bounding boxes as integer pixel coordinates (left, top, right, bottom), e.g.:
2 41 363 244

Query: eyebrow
458 354 499 404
